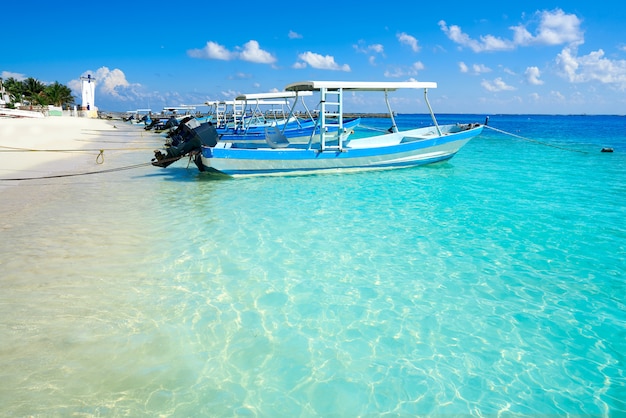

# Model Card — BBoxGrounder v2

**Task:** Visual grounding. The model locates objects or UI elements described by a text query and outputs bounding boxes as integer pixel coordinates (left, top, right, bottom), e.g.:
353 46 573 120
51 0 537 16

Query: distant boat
152 81 484 177
218 92 304 132
156 90 358 150
122 108 152 125
209 91 321 138
145 106 199 132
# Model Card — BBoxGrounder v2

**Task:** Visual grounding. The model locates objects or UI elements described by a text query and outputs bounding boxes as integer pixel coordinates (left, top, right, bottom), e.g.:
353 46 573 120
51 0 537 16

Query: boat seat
265 126 290 148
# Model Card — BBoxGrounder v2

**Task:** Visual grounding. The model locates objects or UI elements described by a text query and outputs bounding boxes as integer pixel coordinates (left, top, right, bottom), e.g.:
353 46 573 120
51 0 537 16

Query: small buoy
601 147 614 153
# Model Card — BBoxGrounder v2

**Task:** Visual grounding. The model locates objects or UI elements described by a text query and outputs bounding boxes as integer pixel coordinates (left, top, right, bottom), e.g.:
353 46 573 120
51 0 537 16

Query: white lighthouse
80 74 97 117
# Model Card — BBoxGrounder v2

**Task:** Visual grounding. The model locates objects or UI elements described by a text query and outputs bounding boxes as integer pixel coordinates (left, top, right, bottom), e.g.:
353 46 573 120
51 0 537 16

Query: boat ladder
319 87 345 151
215 102 227 128
231 100 245 130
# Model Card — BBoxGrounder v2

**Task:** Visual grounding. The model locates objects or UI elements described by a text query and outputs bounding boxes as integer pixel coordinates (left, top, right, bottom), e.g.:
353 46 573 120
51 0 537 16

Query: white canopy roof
233 98 291 105
235 91 313 100
163 106 196 111
284 81 437 92
125 108 152 113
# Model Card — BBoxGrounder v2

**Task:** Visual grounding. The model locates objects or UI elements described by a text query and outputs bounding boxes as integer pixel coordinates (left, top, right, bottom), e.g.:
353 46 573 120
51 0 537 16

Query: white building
81 74 98 117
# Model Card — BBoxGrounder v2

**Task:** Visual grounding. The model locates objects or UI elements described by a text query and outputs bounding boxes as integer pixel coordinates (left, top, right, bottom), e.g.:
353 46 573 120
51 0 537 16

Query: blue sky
3 1 626 114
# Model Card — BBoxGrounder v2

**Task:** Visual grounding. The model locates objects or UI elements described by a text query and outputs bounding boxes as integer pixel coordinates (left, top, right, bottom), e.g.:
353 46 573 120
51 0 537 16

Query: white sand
0 116 117 176
0 115 166 225
0 116 160 182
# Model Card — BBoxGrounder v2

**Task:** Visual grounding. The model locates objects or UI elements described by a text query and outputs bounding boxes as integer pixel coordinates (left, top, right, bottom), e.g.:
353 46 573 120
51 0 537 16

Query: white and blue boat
191 81 484 177
210 91 361 146
218 92 304 133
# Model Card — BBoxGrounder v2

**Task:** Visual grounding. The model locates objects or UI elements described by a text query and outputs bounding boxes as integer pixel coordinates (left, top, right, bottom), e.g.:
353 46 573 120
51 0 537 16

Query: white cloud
354 42 385 65
187 40 276 64
220 89 238 99
439 20 514 52
288 30 302 39
556 47 626 88
439 9 583 52
511 9 583 47
551 90 566 101
481 77 516 92
1 71 26 81
384 61 424 78
397 32 420 52
458 62 490 74
384 68 405 78
294 52 351 71
188 41 235 60
472 64 491 74
369 43 384 54
525 66 544 85
353 41 385 56
229 72 252 80
238 40 276 64
412 61 424 71
95 68 131 97
532 9 583 46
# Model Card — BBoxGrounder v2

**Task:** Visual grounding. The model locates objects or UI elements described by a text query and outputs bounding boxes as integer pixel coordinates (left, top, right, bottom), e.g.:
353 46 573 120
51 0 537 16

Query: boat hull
199 124 483 177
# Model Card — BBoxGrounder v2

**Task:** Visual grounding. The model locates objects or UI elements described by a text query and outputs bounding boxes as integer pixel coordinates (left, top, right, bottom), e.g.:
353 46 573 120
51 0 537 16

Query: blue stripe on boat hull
200 125 482 177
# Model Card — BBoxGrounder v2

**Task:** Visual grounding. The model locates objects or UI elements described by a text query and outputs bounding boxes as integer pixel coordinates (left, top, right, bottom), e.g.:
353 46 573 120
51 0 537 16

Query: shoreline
0 117 163 222
0 117 115 179
0 116 158 182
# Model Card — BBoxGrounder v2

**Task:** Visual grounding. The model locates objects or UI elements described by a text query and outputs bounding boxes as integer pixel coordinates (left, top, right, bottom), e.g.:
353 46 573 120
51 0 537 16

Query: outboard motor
164 116 179 130
168 116 195 145
153 119 219 167
192 121 219 147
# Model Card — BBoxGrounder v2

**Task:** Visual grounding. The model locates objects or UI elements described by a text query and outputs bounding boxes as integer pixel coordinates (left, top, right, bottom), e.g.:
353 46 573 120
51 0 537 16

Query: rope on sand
0 145 157 165
0 145 153 153
0 162 154 181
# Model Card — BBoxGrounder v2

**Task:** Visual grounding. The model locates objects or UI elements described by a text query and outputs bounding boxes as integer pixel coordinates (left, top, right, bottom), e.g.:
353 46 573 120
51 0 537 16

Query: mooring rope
0 162 154 181
0 145 158 166
0 145 154 153
484 125 589 154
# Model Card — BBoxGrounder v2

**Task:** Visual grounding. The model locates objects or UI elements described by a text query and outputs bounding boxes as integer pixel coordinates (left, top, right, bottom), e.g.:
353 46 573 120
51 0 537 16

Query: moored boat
151 80 484 177
196 81 483 177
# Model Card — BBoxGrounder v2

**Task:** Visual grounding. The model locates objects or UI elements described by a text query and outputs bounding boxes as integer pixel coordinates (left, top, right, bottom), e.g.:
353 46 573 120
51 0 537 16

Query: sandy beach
0 115 162 224
0 115 140 180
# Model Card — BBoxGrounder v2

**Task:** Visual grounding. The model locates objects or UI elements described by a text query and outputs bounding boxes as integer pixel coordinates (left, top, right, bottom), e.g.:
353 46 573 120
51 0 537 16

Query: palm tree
22 77 46 108
2 77 26 106
3 76 76 109
45 82 75 107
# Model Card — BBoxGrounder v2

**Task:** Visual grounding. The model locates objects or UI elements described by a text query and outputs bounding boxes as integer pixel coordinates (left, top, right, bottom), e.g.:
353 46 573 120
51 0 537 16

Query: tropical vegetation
1 77 75 109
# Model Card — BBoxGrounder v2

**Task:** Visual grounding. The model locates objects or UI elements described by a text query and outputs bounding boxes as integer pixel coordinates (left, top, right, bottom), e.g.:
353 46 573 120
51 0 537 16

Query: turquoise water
0 114 625 417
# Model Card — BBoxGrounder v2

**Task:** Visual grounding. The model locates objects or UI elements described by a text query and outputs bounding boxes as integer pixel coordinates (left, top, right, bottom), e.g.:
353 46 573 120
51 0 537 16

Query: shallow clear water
1 114 625 417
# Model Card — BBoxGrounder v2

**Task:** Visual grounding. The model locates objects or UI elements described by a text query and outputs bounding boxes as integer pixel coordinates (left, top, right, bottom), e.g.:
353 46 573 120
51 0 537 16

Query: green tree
2 77 26 105
22 77 46 107
45 82 75 107
2 76 76 109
